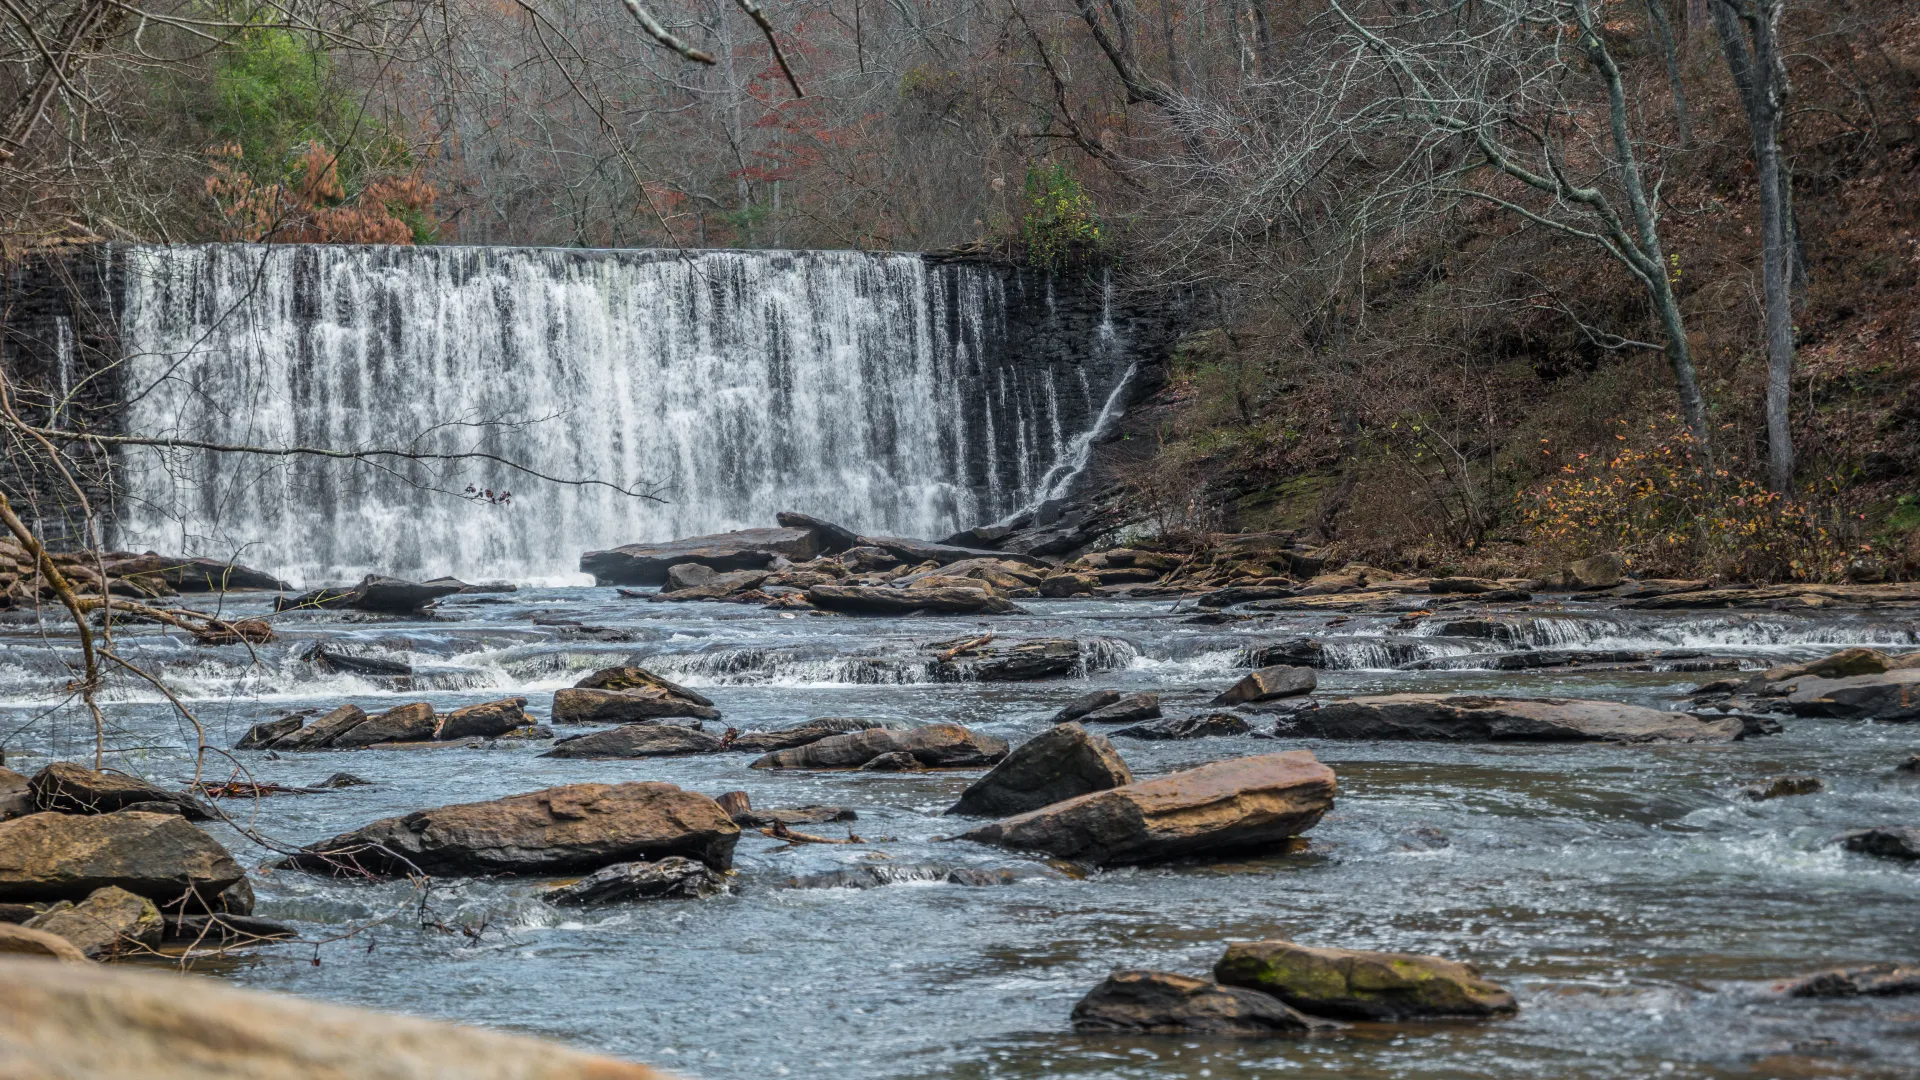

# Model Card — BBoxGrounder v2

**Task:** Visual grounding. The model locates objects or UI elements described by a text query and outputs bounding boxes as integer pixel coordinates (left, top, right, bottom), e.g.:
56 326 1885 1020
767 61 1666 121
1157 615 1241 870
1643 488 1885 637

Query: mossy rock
1214 939 1516 1020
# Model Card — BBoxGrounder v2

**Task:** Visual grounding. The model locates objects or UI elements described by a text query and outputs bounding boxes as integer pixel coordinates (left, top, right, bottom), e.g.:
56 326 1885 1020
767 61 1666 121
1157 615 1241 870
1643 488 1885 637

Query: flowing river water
3 591 1917 1078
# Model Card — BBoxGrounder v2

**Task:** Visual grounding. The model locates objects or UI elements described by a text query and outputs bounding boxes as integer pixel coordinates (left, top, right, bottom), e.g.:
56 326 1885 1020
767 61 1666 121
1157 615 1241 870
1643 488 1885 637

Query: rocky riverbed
2 576 1917 1078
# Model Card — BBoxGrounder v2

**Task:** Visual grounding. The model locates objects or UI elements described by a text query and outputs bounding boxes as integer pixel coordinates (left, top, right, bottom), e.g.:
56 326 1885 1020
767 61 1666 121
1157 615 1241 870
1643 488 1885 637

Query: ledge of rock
542 724 724 758
804 583 1020 615
1211 666 1316 707
1784 962 1920 998
581 527 826 586
0 957 665 1078
728 717 895 753
945 723 1133 818
1291 695 1751 743
286 782 739 877
552 687 720 724
750 724 1008 770
0 811 244 908
1070 970 1342 1036
961 751 1335 866
1214 939 1517 1020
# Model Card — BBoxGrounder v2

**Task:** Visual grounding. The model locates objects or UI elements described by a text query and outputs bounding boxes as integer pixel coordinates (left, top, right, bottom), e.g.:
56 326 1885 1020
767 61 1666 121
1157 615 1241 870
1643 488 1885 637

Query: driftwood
934 633 994 662
759 820 864 845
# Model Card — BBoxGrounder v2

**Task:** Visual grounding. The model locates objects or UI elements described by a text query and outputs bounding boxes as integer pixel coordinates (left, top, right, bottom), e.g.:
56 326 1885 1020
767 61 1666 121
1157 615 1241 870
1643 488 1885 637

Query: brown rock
1039 572 1099 597
0 767 32 820
541 724 723 758
234 714 307 750
572 665 714 705
750 724 1008 770
26 886 163 960
330 702 437 748
1215 939 1517 1019
805 582 1019 615
0 811 245 907
28 763 211 821
551 686 720 724
946 723 1133 817
270 704 370 751
1766 647 1894 682
1783 669 1920 722
1114 712 1253 740
1 922 91 962
1210 666 1317 707
435 698 530 741
287 782 740 877
652 567 770 601
580 526 824 586
1079 692 1161 724
728 717 890 753
542 856 726 905
1070 970 1341 1036
1294 695 1750 743
1740 775 1823 801
1049 689 1121 724
961 751 1335 866
0 957 665 1078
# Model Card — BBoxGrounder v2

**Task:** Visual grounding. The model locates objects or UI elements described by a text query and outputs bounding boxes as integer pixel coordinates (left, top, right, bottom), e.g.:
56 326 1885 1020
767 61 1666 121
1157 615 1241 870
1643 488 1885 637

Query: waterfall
111 245 1134 585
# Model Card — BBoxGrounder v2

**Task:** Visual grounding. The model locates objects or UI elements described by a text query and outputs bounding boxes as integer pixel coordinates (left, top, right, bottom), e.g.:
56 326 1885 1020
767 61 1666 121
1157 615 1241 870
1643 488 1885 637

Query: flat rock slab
0 811 244 907
581 527 823 586
1215 939 1517 1020
728 718 892 753
1785 669 1920 721
1071 970 1341 1036
552 687 719 723
962 751 1335 866
1291 695 1750 743
1211 665 1316 706
804 583 1019 615
945 723 1133 818
856 534 1045 568
0 957 666 1078
287 782 740 877
751 724 1008 770
542 724 723 758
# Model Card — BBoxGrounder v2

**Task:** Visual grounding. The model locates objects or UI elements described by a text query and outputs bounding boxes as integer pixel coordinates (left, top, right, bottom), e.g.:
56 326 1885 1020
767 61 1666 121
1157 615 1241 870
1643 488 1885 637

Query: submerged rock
1070 970 1342 1036
1837 826 1920 861
25 886 162 960
1247 638 1327 669
945 723 1133 818
1741 775 1823 801
1050 689 1121 724
303 644 412 677
0 811 245 907
1211 666 1316 706
581 527 825 586
287 782 740 877
713 792 855 828
542 724 723 759
542 856 725 905
961 751 1335 867
551 687 720 724
28 763 212 821
1115 712 1252 740
750 724 1008 770
1078 692 1161 724
1784 962 1920 998
1214 939 1517 1019
1292 695 1751 743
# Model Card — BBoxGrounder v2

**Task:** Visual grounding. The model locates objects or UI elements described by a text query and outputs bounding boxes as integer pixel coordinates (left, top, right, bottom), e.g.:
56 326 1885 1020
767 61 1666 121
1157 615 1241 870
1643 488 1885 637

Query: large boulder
98 553 290 593
1765 647 1895 682
1214 939 1517 1020
28 763 212 821
435 698 529 741
1248 638 1328 669
286 782 740 877
939 638 1080 681
1292 695 1750 743
269 704 371 751
945 724 1133 818
0 811 245 907
1784 669 1920 721
541 724 723 758
574 664 712 702
750 724 1008 770
580 527 823 586
25 886 163 960
961 751 1336 866
1070 970 1340 1036
551 686 720 724
329 703 437 749
542 856 726 905
0 922 89 962
0 957 665 1079
1210 665 1316 706
804 583 1019 615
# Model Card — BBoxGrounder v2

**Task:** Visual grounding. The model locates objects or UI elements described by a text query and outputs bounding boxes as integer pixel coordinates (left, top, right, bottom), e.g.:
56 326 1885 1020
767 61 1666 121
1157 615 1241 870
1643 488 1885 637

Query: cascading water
111 245 1137 585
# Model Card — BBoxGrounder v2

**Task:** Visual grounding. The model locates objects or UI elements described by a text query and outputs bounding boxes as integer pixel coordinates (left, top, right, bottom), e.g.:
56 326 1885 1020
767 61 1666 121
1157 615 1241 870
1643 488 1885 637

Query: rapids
2 593 1916 1078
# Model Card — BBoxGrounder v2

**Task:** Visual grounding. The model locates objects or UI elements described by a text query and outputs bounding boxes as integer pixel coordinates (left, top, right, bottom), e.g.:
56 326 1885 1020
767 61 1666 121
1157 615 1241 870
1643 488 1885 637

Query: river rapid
3 590 1916 1079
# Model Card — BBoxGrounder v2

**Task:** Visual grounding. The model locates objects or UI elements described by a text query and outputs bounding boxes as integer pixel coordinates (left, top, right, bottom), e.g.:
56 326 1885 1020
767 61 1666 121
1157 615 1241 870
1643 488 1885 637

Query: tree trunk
1645 0 1693 147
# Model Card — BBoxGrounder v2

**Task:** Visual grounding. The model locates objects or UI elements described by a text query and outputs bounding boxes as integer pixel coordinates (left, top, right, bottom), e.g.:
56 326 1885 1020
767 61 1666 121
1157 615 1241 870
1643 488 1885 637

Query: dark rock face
551 687 720 724
1115 712 1252 740
1079 693 1161 724
804 583 1019 615
28 763 212 821
278 575 463 614
580 527 823 586
750 724 1008 770
330 703 437 748
1838 826 1920 860
542 857 726 905
573 666 713 706
1785 670 1920 721
1211 666 1317 707
1039 572 1098 597
1248 639 1327 669
1214 940 1518 1020
961 751 1336 866
943 638 1080 681
542 724 724 759
1784 963 1920 998
1051 689 1121 724
1070 970 1342 1036
304 645 412 678
435 698 529 741
775 512 860 555
728 718 892 753
0 811 245 907
97 554 289 593
1293 695 1750 743
287 782 740 876
1197 586 1298 609
163 913 298 945
269 704 370 751
235 713 308 750
945 723 1134 817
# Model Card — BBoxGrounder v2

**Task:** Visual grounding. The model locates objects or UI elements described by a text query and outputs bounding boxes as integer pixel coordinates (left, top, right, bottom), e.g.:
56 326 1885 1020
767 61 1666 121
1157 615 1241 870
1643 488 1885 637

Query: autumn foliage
205 143 435 245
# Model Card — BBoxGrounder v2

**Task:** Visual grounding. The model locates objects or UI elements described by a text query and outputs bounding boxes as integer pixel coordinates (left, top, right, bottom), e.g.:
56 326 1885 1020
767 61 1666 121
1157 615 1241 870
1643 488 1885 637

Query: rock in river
728 717 892 753
581 527 826 586
1115 712 1252 740
1837 826 1920 861
1783 669 1920 721
1071 970 1342 1036
277 574 464 614
1211 665 1316 707
0 767 31 821
1784 962 1920 998
542 856 725 904
1078 692 1161 725
329 702 437 748
0 957 666 1078
542 724 724 759
1214 939 1517 1019
0 811 245 908
551 686 720 724
574 664 714 705
1050 689 1120 723
961 751 1335 866
434 698 529 741
287 782 740 876
1291 695 1751 743
751 724 1008 770
27 763 212 820
268 704 371 751
804 583 1018 615
945 723 1133 818
24 885 162 960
